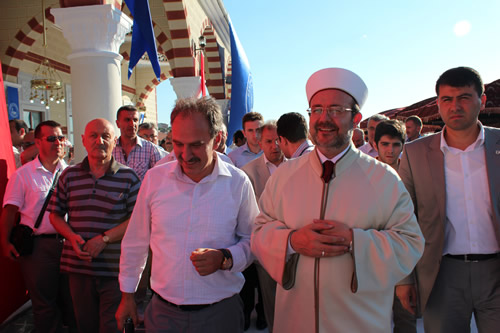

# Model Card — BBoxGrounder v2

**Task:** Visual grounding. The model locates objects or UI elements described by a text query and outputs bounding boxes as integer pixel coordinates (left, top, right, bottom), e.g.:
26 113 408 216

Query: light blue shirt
228 142 263 168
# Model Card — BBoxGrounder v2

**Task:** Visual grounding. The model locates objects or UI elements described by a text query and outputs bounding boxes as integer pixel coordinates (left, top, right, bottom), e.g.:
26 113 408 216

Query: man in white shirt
1 120 75 333
359 114 389 157
398 66 500 333
9 119 28 168
116 97 259 333
228 112 264 167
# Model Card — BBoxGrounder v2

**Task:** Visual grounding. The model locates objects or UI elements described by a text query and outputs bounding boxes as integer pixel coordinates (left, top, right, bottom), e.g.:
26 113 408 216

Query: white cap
306 68 368 109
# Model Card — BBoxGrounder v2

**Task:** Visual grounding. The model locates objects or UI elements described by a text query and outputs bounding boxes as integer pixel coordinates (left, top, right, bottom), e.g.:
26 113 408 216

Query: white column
169 76 202 99
215 99 230 126
52 5 132 161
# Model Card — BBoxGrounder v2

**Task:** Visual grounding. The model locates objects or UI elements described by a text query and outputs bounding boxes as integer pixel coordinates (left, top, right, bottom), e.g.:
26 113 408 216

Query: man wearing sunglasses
1 120 76 332
251 68 424 332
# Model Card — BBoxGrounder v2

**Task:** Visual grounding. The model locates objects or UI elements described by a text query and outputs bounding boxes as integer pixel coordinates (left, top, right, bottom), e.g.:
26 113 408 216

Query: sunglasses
44 135 66 142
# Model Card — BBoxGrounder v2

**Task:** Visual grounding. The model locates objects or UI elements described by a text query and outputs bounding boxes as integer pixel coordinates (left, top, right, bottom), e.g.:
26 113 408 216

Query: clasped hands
69 233 107 262
290 219 353 258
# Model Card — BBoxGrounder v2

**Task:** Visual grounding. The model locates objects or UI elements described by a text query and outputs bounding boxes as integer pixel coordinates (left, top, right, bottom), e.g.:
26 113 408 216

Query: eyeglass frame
42 135 66 142
306 105 356 117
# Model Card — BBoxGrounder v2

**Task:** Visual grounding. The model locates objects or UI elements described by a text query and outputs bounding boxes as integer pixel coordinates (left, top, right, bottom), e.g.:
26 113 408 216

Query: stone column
169 76 202 99
51 5 132 161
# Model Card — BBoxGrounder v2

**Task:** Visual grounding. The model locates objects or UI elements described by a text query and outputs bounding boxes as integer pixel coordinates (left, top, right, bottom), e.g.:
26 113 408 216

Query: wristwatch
102 232 110 244
218 248 233 270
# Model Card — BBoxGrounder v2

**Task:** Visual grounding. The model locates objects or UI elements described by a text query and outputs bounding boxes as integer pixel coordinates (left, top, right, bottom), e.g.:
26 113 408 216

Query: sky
156 0 500 126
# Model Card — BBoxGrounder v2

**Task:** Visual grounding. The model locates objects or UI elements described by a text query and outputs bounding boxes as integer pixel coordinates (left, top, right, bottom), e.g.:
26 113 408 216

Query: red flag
0 59 29 323
200 51 206 97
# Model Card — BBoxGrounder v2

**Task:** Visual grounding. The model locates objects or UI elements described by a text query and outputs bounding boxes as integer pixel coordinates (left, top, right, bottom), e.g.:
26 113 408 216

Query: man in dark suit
398 66 500 333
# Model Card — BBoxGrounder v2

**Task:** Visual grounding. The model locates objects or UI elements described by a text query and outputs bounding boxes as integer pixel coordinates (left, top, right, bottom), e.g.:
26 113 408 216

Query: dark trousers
239 263 264 318
18 237 76 333
392 292 416 333
424 255 500 333
255 262 276 332
145 293 244 333
68 274 122 333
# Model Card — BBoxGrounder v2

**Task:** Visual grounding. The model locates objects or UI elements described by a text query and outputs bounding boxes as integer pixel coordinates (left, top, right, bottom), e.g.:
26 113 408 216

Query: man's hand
190 248 224 276
116 292 138 331
290 221 349 258
0 239 19 260
396 284 417 315
315 219 353 248
82 235 107 258
67 234 92 262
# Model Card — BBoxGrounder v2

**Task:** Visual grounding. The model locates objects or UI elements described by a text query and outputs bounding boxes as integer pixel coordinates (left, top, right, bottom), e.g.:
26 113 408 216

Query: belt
154 292 219 311
34 234 60 239
445 253 500 262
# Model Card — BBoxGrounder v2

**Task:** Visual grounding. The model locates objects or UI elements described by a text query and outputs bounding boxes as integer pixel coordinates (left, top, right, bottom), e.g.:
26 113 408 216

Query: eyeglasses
43 135 66 142
307 106 353 116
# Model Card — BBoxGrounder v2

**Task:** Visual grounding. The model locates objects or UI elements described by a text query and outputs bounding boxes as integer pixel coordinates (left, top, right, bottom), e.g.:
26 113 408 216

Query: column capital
169 76 202 99
51 5 132 57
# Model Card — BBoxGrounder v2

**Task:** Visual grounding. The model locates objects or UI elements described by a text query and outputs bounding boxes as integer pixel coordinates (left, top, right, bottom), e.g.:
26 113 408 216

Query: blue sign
6 86 19 120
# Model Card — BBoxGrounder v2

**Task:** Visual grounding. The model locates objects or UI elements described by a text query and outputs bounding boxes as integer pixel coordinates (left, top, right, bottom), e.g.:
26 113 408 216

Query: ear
480 94 487 111
353 113 363 127
212 131 222 149
115 119 120 128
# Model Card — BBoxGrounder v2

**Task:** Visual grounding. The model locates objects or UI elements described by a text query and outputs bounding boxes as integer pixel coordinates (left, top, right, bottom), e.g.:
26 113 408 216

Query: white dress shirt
358 141 378 158
3 156 67 235
263 155 287 175
119 154 259 304
440 124 499 255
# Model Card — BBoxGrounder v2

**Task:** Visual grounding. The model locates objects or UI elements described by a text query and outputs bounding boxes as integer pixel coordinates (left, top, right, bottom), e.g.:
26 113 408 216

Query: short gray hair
171 97 223 139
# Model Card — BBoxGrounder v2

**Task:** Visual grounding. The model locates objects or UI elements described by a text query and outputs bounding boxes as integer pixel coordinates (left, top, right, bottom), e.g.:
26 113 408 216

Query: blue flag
124 0 161 79
227 19 253 145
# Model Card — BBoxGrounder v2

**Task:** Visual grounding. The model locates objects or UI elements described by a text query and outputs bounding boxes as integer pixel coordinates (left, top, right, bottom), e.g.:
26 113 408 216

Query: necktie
321 160 334 183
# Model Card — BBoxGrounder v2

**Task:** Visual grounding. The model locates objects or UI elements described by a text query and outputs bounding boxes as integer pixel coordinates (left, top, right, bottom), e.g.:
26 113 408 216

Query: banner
6 86 20 120
0 59 28 324
200 51 206 97
227 18 253 145
124 0 161 80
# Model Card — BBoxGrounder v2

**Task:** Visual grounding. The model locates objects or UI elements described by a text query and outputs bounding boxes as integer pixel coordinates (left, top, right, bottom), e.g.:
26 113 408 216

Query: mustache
178 155 200 164
314 121 339 131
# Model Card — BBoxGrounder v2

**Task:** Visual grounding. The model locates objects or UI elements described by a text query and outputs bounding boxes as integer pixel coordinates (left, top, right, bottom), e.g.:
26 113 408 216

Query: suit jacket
399 126 500 313
241 154 271 201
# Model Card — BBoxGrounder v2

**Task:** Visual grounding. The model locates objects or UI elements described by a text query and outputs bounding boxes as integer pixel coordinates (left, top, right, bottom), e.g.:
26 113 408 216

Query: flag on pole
124 0 161 80
227 18 253 145
200 51 206 97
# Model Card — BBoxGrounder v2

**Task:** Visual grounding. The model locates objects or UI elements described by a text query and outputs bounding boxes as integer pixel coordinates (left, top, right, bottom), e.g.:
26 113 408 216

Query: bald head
352 128 365 148
82 118 116 162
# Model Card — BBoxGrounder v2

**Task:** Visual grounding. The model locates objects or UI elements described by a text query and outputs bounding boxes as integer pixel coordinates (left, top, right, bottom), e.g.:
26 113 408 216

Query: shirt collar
35 156 67 172
81 156 120 175
316 145 350 164
263 154 286 167
440 122 484 154
118 135 142 147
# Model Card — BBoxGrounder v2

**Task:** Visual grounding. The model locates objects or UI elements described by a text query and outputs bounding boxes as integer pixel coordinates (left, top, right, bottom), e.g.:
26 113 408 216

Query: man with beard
251 67 424 332
49 119 141 333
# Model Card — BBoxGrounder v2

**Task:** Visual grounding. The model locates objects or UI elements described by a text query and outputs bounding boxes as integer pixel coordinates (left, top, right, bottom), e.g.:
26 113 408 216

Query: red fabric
0 59 29 323
200 51 206 97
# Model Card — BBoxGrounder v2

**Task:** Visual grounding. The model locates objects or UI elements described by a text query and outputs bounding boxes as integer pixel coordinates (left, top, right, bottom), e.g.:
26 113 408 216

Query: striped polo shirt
48 157 141 277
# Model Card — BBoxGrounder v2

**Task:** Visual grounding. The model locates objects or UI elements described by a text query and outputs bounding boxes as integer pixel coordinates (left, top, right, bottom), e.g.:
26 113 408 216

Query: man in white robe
251 67 424 333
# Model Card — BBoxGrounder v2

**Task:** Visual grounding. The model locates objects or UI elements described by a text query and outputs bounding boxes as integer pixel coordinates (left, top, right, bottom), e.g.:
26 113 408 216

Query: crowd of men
1 66 499 333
